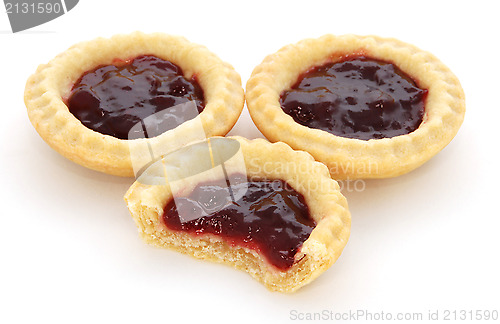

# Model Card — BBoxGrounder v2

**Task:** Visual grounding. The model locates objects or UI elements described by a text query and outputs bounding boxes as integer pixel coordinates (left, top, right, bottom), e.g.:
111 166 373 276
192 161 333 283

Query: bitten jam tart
124 136 351 292
25 32 244 176
246 35 465 179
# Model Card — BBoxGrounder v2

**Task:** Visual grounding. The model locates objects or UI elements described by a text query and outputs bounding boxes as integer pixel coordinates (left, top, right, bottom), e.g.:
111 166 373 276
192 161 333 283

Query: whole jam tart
25 32 244 176
246 35 465 179
124 136 351 292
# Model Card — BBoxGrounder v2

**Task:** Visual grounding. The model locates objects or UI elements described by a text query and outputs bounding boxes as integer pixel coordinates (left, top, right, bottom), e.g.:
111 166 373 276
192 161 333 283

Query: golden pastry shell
25 32 244 176
246 34 465 179
124 136 351 292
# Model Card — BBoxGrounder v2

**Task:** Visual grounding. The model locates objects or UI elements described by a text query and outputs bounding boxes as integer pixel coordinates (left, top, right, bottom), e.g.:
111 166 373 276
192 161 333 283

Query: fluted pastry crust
124 136 351 292
25 32 244 176
246 34 465 179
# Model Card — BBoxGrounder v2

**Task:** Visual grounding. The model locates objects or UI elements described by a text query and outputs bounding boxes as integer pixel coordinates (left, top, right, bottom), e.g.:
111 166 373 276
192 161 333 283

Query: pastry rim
124 136 351 293
246 34 465 179
24 32 244 177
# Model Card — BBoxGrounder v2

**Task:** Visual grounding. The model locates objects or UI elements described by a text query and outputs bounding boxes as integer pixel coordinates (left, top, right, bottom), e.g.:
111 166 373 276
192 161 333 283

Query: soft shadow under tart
246 34 465 179
25 32 244 176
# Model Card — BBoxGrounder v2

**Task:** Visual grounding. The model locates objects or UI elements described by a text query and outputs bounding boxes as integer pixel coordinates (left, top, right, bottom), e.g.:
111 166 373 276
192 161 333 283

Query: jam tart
25 32 244 177
246 34 465 179
124 136 351 292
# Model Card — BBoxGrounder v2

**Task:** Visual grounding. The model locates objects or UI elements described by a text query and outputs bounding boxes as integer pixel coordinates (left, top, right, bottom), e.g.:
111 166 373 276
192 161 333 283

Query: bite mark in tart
124 137 351 292
246 35 465 179
163 174 315 270
25 32 244 177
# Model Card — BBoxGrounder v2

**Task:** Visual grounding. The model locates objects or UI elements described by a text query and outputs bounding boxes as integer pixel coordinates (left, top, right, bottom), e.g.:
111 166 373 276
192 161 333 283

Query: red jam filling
163 174 315 270
67 55 205 140
280 55 427 140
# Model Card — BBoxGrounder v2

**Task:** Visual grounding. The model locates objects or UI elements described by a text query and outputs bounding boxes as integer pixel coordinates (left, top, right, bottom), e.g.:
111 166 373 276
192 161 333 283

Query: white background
1 0 499 323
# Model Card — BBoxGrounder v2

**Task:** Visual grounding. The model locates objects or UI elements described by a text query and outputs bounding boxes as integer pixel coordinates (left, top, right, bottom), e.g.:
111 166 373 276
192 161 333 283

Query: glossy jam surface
280 56 427 140
67 55 205 140
163 175 315 270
